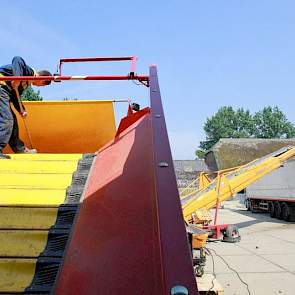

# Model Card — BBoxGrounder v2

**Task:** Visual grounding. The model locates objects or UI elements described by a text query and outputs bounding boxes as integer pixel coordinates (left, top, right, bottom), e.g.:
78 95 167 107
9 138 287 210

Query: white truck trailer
245 158 295 221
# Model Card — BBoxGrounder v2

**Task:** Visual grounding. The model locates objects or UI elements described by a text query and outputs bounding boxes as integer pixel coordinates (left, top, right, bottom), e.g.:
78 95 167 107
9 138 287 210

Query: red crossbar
59 56 135 62
0 75 149 82
0 56 145 83
58 56 138 75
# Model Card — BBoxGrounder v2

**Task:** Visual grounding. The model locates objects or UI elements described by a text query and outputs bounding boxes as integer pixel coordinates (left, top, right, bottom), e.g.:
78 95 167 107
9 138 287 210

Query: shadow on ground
226 207 295 229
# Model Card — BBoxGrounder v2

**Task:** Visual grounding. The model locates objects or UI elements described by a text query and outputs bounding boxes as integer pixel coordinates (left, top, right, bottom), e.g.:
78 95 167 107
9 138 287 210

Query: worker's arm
11 57 34 115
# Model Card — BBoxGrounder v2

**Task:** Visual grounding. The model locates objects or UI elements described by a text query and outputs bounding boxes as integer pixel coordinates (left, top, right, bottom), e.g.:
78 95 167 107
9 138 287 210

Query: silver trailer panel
246 158 295 202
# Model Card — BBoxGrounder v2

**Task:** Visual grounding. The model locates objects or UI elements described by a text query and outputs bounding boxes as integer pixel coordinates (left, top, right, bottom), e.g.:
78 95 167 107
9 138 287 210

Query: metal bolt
171 285 189 295
155 114 161 118
152 89 157 92
158 162 169 167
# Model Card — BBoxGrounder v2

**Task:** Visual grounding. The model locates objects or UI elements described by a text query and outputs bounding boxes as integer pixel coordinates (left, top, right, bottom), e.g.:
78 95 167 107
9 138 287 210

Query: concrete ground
201 199 295 295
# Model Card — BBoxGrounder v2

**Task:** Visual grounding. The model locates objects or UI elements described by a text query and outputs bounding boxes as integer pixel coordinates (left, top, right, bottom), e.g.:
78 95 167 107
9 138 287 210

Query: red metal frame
0 74 148 82
210 173 229 239
58 56 138 76
53 65 198 294
204 224 229 239
208 200 229 239
0 56 146 84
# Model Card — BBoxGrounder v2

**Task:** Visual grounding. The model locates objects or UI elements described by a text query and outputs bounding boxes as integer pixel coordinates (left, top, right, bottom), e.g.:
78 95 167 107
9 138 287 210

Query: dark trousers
0 88 25 153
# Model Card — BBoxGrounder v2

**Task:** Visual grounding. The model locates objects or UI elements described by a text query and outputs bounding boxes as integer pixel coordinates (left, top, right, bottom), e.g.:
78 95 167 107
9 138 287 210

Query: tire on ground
281 202 290 222
250 200 258 213
246 199 251 211
274 202 283 220
269 201 275 218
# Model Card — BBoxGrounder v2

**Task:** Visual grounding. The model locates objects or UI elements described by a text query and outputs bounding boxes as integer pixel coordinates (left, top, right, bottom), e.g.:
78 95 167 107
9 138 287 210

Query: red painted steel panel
55 115 165 294
115 107 150 137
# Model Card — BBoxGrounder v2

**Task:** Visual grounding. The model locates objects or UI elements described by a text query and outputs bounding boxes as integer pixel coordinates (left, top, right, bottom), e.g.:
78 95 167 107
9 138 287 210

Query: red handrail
0 75 149 82
58 56 138 76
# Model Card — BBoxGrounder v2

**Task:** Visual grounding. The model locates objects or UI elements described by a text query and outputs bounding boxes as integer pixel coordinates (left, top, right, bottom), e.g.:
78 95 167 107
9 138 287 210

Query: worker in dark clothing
0 56 52 159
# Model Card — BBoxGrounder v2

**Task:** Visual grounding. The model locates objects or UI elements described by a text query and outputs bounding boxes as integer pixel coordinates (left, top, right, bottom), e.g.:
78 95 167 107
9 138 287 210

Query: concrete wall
174 160 209 189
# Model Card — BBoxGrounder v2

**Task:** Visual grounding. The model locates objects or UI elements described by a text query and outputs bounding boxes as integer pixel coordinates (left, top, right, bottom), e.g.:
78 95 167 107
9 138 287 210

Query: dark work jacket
0 56 35 113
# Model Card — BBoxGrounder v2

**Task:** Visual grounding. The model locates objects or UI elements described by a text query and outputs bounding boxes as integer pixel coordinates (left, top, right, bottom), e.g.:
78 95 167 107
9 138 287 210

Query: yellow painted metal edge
0 230 49 257
8 154 82 161
0 189 67 206
0 161 79 174
23 100 114 105
0 173 73 189
0 258 37 292
0 207 59 229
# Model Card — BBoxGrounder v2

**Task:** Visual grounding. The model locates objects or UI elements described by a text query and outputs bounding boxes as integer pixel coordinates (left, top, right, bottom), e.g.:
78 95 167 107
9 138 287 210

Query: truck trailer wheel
269 202 275 218
274 202 283 219
250 200 258 213
281 203 290 222
245 199 251 211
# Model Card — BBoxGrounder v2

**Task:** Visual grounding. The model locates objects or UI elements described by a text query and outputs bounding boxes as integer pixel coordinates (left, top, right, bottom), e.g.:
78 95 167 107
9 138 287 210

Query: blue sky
1 1 295 159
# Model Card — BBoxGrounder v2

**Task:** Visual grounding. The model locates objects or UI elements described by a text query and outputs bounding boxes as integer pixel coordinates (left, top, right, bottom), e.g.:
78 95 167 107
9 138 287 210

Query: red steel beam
59 56 135 63
0 75 149 82
148 65 198 294
130 56 138 74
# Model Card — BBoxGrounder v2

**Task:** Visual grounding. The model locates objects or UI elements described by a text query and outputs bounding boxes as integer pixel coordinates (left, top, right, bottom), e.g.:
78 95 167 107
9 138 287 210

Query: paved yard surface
201 199 295 295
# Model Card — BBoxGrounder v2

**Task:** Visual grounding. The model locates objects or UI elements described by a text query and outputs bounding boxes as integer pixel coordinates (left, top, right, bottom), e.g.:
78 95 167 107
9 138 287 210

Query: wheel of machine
281 202 290 222
194 265 204 277
274 202 283 219
223 225 241 243
269 201 275 218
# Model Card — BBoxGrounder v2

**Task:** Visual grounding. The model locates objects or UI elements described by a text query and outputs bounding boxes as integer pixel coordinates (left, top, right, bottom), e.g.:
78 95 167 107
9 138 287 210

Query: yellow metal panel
0 207 58 229
0 173 73 189
0 189 66 206
0 152 83 293
8 153 82 161
0 160 78 174
0 258 36 292
0 230 48 257
4 100 116 154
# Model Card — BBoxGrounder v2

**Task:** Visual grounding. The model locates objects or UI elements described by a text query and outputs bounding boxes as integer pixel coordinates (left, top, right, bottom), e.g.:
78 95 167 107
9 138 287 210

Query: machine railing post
214 172 222 226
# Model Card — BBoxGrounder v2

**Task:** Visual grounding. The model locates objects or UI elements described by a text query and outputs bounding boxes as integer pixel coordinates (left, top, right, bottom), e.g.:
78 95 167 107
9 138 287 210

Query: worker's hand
21 111 27 118
11 81 20 90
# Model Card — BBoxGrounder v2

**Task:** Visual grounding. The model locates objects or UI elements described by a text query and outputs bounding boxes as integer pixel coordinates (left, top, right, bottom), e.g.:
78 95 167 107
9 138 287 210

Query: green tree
196 106 295 158
195 149 206 159
21 86 43 101
253 106 295 138
197 107 254 154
